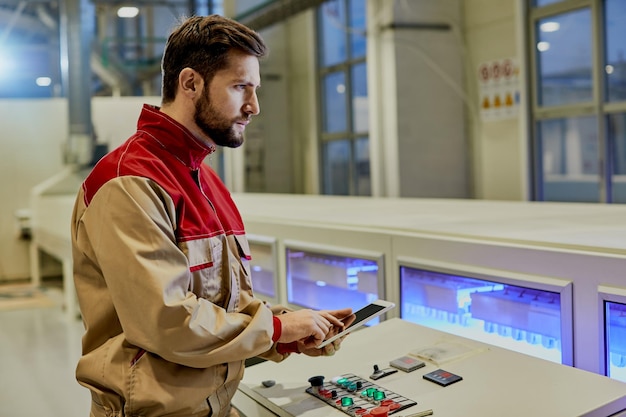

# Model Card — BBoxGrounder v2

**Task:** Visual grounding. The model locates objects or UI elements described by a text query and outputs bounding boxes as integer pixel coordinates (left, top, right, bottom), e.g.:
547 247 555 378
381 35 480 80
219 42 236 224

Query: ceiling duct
235 0 329 31
60 0 95 166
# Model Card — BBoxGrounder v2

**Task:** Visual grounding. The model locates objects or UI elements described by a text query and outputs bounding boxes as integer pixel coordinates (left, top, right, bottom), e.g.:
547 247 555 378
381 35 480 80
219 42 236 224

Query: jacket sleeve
73 175 280 368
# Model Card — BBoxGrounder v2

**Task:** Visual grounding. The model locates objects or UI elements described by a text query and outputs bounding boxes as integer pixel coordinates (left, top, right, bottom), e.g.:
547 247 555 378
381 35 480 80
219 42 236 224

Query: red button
369 406 389 417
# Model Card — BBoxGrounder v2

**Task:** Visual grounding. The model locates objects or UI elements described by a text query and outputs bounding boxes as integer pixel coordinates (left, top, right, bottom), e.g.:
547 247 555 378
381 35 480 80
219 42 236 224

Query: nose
244 91 260 116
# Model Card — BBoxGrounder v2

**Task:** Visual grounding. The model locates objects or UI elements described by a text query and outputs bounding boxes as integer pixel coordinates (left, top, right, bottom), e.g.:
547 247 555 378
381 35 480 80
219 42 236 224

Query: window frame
316 0 370 196
528 0 626 202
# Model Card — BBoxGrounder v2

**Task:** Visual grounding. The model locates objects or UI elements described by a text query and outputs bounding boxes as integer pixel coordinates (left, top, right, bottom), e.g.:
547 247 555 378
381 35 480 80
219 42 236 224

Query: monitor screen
285 247 381 322
400 265 564 364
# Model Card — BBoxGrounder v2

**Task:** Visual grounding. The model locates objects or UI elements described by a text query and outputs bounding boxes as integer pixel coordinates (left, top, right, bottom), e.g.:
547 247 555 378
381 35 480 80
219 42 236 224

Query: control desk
233 318 626 417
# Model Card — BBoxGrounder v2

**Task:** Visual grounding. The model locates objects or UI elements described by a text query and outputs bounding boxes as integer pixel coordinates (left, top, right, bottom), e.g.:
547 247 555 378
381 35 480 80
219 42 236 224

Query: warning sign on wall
478 58 520 122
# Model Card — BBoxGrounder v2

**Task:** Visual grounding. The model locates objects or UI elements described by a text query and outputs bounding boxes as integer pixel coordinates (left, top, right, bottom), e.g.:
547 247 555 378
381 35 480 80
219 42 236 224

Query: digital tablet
317 299 395 348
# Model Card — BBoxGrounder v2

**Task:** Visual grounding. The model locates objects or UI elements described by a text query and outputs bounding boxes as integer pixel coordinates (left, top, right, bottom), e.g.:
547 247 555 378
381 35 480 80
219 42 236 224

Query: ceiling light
537 41 550 52
117 6 139 18
36 77 52 87
540 21 560 32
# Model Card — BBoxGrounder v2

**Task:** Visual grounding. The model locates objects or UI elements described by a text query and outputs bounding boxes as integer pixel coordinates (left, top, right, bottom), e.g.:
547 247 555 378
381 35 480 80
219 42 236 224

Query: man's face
194 50 261 148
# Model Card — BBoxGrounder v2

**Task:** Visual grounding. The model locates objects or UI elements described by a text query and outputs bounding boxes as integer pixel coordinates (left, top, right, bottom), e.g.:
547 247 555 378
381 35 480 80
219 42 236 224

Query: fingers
277 309 334 344
298 336 344 357
323 339 342 356
340 313 356 328
275 307 355 346
320 308 353 327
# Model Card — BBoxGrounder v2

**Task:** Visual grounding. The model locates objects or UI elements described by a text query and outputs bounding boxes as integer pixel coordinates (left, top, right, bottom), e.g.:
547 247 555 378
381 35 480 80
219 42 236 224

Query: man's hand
298 308 354 356
298 337 343 357
276 308 353 348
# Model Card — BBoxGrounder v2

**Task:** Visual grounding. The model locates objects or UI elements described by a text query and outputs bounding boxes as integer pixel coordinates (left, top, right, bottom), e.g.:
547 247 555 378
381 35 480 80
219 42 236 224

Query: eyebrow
235 80 261 90
230 75 260 85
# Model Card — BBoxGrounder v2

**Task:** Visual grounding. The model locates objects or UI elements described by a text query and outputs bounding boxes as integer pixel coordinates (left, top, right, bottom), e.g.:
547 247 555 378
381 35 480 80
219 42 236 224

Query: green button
341 397 354 407
337 378 348 386
366 388 377 397
373 390 386 401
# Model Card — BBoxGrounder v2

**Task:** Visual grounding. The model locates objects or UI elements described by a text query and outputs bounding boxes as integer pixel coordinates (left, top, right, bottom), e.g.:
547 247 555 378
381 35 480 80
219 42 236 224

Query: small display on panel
605 301 626 382
250 242 276 298
286 248 381 323
400 266 563 364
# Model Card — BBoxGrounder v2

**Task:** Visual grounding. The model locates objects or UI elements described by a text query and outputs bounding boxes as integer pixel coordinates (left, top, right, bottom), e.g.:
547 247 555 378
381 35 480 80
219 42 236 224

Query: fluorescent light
117 6 139 18
36 77 52 86
537 41 550 52
540 21 560 32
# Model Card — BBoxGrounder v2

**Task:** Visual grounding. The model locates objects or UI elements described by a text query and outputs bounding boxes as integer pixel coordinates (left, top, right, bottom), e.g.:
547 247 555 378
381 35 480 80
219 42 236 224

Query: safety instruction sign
478 58 520 121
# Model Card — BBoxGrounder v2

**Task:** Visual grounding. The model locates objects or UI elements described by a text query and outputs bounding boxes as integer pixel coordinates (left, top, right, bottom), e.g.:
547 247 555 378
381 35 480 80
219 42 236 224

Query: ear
178 67 203 98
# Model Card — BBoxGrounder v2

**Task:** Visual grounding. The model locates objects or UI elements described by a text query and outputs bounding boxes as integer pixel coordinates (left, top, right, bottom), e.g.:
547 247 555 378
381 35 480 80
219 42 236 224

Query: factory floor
0 279 250 417
0 279 90 416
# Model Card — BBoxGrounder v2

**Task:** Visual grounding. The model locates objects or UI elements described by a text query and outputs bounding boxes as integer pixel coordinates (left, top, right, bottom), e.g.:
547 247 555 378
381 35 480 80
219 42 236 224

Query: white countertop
233 194 626 254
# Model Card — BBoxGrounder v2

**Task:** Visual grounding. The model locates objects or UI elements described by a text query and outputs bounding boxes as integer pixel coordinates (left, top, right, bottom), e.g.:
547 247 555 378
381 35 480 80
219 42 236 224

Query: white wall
0 96 159 281
464 0 529 200
0 99 66 280
92 96 160 150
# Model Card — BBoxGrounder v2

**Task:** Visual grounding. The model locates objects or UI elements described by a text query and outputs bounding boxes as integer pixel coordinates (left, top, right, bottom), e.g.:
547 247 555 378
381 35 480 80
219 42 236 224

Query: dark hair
161 15 267 104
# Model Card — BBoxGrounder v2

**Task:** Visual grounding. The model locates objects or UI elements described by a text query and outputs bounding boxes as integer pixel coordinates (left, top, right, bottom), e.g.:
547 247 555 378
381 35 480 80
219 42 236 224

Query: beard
194 88 246 149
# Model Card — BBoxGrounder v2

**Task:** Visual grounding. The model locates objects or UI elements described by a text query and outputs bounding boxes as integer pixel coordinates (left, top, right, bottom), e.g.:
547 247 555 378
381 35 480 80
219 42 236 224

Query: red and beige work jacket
71 104 288 417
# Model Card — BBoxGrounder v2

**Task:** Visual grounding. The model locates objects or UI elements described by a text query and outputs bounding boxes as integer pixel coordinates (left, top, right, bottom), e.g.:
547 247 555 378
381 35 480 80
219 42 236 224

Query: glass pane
608 113 626 203
535 9 592 106
351 62 368 133
323 139 351 195
605 0 626 102
250 242 276 298
349 0 366 59
0 47 56 98
534 0 563 6
355 137 371 196
605 301 626 382
400 266 564 364
538 116 599 202
323 71 348 133
286 247 380 315
319 0 347 67
209 1 223 15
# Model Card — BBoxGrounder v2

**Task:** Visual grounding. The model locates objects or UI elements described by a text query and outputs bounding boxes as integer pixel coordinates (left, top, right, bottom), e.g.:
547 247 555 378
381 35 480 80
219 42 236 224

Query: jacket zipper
192 169 216 213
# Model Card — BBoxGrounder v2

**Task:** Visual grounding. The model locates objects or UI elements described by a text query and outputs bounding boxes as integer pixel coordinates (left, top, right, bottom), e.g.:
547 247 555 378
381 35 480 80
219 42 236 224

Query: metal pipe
59 0 95 166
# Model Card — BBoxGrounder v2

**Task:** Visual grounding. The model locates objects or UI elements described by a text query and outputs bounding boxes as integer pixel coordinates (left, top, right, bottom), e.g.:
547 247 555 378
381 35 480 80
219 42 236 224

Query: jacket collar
138 104 215 170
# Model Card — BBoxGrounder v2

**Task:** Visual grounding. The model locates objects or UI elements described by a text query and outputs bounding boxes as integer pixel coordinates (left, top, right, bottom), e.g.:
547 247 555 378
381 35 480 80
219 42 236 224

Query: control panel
305 373 417 416
234 319 626 417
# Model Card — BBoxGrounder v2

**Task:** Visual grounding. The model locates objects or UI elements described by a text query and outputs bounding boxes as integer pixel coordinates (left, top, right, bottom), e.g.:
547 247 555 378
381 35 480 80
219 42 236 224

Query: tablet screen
343 303 386 329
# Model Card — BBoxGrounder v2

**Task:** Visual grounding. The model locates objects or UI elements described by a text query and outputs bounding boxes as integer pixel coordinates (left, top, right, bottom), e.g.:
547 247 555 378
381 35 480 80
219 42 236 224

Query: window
535 9 593 107
529 0 626 203
317 0 370 196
